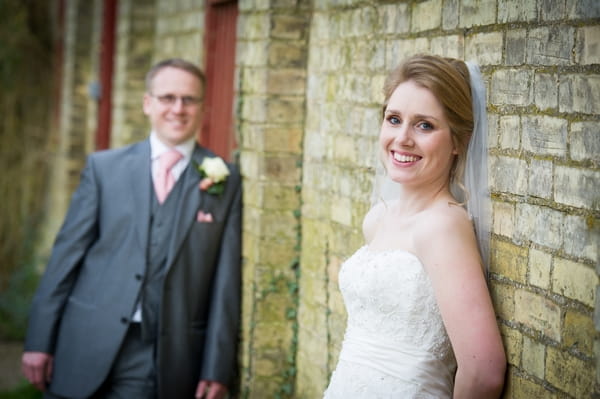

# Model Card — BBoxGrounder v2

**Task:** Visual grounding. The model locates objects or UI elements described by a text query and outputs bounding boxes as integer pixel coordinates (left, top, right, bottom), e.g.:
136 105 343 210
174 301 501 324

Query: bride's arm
415 206 506 399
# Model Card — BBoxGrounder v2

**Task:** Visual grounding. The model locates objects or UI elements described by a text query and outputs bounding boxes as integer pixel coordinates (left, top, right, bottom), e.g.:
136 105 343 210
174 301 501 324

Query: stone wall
288 1 600 398
237 1 310 396
39 0 102 261
42 0 600 398
110 0 157 147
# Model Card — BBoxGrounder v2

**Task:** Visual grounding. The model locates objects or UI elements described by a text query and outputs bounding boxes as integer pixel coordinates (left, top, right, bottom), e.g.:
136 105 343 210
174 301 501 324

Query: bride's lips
392 151 421 164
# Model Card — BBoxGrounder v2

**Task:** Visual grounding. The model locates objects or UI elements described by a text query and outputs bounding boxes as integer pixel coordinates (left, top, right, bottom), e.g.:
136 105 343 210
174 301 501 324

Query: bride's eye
387 115 401 125
417 121 433 131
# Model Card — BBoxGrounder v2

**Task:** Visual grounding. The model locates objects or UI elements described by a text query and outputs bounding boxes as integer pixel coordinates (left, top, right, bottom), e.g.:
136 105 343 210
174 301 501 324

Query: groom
21 58 242 399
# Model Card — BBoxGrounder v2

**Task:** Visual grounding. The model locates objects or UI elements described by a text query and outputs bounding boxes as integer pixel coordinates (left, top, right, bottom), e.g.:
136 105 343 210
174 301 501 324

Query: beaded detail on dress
323 246 456 398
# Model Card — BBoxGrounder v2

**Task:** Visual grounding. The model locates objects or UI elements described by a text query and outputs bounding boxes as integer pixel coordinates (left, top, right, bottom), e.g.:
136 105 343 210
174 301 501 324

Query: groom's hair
145 58 206 93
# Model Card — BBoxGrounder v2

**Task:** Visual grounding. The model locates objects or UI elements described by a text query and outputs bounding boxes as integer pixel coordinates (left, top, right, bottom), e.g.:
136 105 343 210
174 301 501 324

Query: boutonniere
195 156 230 195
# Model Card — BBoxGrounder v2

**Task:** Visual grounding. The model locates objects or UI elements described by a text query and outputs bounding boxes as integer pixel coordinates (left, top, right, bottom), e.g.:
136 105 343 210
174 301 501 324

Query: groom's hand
196 379 228 399
21 351 53 391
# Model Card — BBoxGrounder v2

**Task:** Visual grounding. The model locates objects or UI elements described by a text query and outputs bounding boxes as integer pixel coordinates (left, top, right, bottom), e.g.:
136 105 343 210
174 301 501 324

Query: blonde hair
382 54 474 198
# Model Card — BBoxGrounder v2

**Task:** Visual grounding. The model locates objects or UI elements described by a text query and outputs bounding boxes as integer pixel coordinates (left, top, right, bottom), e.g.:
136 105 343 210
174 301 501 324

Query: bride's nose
393 123 414 147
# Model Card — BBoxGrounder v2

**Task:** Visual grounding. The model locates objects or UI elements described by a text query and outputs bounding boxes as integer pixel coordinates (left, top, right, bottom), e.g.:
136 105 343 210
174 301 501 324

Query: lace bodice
324 246 456 398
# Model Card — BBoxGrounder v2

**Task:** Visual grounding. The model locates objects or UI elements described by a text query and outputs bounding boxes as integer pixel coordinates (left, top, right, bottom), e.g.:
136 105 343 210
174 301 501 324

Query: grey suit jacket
24 139 242 398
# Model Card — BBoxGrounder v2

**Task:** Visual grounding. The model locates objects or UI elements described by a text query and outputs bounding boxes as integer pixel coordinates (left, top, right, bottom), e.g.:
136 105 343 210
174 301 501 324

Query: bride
323 55 506 398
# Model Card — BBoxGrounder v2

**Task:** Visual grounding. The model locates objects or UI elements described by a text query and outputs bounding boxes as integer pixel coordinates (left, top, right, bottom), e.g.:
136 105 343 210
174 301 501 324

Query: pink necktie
154 149 183 203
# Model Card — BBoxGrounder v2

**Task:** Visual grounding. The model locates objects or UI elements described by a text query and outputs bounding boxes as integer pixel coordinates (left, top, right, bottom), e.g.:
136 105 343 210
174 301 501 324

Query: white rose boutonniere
196 156 230 195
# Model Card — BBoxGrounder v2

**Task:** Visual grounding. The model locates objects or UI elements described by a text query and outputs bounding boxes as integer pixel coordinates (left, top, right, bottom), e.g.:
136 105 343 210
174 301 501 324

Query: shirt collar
149 131 195 161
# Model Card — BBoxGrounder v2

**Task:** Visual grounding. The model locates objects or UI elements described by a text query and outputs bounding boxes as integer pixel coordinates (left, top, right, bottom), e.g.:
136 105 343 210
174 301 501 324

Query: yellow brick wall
49 0 599 398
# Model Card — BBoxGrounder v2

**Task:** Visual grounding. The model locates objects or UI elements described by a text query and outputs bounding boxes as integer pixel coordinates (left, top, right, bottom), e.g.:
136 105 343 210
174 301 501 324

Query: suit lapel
166 145 208 268
129 140 152 252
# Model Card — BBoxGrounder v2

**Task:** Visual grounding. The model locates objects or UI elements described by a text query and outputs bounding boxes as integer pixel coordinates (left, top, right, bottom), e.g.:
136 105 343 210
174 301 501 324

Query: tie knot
161 149 183 171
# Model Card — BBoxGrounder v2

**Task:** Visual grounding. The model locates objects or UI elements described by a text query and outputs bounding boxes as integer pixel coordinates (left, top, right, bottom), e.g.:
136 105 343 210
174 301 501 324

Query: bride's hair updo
382 54 474 195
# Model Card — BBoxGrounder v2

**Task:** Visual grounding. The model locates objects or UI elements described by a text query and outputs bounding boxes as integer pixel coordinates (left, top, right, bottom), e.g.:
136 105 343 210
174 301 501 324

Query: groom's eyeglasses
152 94 203 107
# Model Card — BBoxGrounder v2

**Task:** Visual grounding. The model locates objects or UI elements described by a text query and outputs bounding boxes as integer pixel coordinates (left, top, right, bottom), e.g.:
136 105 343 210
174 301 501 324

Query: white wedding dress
323 246 457 398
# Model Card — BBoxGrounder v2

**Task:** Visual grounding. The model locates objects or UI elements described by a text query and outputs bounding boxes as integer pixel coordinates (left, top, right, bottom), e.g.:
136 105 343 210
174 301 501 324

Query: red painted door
96 0 116 150
202 0 238 162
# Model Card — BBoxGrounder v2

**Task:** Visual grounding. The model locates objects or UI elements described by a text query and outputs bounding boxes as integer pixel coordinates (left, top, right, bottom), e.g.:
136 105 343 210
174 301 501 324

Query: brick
498 0 536 22
554 166 600 210
241 96 267 123
311 13 333 41
511 374 557 398
241 41 269 67
539 0 567 21
568 0 600 19
267 97 305 123
493 201 515 239
505 29 527 66
570 121 600 163
241 67 267 94
465 32 503 65
515 289 561 341
378 3 410 35
412 0 442 32
498 115 521 150
442 0 460 30
528 158 553 199
331 195 353 226
515 203 563 250
546 346 594 398
269 42 306 68
268 69 306 95
490 155 528 195
345 40 385 72
264 126 303 154
559 74 600 114
302 186 332 220
272 14 309 40
522 116 567 156
499 324 522 367
339 7 377 39
527 26 574 66
487 113 500 148
303 129 329 161
300 269 328 309
564 310 594 356
576 26 600 65
491 69 533 106
529 248 552 289
563 214 599 262
489 283 516 321
263 153 301 183
596 339 600 386
459 0 496 28
534 73 559 110
552 257 597 307
491 240 528 283
385 38 430 69
296 347 329 398
431 35 464 59
522 335 545 379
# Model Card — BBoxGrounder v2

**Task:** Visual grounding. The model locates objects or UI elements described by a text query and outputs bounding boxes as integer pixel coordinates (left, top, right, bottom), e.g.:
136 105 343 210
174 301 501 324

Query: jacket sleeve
24 155 101 353
200 167 242 388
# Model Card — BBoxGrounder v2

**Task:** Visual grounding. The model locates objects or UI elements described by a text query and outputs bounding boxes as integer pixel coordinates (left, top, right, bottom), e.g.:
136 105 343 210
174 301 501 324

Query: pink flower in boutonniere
195 156 230 195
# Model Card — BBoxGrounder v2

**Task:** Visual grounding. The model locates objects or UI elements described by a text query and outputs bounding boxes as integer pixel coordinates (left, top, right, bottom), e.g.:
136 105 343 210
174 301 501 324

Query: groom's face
143 66 204 147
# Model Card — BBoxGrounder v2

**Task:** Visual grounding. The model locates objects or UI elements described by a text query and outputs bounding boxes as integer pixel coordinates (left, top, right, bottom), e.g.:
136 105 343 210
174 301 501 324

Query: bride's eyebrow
384 109 440 122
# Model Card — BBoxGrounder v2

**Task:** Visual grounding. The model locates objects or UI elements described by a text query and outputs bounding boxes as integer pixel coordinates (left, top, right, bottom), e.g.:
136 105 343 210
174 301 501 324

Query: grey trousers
44 323 157 399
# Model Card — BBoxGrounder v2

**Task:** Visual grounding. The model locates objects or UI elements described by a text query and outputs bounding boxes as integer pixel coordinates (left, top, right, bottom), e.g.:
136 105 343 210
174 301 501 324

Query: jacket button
135 274 143 281
120 317 128 324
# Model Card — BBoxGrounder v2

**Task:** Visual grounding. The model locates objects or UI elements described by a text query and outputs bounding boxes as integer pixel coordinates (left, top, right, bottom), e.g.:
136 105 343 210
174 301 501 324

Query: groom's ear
143 93 152 115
